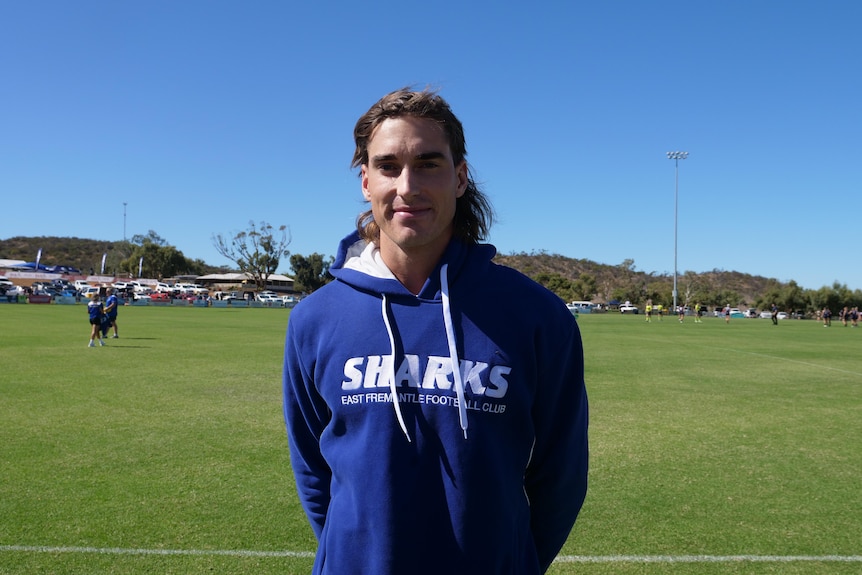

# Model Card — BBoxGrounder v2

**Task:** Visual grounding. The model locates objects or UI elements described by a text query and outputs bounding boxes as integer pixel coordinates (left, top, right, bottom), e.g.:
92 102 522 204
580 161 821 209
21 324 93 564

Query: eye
376 162 400 174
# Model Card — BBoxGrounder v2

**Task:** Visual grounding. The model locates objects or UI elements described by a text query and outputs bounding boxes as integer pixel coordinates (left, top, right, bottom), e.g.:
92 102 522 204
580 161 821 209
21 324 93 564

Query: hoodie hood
327 231 496 441
330 231 493 299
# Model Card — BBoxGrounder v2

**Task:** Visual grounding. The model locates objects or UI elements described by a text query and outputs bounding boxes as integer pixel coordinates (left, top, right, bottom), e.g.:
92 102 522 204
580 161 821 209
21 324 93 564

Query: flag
100 253 107 274
138 256 143 277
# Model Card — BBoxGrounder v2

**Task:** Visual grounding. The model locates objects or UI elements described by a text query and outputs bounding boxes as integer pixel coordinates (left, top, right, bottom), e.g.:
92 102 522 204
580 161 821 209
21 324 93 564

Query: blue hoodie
283 231 588 575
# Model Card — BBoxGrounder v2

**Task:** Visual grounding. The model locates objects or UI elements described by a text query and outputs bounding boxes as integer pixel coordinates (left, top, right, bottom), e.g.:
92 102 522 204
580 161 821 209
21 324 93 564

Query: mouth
393 206 431 219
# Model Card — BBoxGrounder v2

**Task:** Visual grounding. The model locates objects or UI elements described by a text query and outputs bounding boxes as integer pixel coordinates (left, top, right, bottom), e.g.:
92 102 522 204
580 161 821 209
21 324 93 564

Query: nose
395 167 420 197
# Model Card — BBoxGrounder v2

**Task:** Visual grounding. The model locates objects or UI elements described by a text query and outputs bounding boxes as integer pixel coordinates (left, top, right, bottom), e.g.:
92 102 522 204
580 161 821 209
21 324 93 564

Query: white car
81 286 101 299
5 285 25 296
619 303 639 314
155 282 178 294
176 283 208 296
256 292 280 304
567 301 593 314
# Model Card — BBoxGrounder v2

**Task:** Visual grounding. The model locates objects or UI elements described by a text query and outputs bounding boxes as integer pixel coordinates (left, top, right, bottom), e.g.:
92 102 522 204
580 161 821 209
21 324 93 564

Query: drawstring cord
381 265 468 442
382 294 412 442
441 264 469 439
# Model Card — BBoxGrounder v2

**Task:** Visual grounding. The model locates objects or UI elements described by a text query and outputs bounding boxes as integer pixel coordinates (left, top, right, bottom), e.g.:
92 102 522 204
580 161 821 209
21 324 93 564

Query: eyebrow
370 151 448 163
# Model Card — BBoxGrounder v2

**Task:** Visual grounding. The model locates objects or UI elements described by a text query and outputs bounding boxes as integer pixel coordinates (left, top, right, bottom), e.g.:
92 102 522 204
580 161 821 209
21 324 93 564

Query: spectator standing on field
282 88 589 575
104 288 119 338
87 294 106 347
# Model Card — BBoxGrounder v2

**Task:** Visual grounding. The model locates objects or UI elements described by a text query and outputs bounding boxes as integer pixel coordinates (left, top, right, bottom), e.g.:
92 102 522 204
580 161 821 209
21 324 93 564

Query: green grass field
1 304 860 574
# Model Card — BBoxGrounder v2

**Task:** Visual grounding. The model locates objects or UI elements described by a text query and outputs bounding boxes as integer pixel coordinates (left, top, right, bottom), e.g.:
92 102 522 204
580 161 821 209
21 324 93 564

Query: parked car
777 312 789 320
256 292 280 304
212 291 238 302
567 301 594 314
619 302 639 314
149 292 171 302
154 282 178 294
81 286 101 299
759 310 773 319
5 285 25 297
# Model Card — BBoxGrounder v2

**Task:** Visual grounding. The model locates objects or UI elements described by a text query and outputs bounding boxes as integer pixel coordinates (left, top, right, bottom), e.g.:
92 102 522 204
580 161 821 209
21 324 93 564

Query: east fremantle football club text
341 391 507 414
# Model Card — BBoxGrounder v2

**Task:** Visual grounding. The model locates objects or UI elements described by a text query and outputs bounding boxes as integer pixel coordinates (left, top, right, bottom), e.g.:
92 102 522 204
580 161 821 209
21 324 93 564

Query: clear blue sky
2 1 860 291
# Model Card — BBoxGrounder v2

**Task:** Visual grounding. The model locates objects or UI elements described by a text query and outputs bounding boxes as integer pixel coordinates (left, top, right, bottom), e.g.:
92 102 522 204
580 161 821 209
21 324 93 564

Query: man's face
361 116 467 262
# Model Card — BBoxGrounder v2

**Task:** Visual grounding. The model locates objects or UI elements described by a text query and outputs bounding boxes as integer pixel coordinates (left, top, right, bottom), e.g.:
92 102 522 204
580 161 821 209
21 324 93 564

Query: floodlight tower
123 202 128 241
666 151 688 313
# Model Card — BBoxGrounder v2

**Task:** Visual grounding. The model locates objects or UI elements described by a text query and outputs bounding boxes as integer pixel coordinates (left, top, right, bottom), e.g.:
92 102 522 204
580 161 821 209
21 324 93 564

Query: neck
377 240 449 296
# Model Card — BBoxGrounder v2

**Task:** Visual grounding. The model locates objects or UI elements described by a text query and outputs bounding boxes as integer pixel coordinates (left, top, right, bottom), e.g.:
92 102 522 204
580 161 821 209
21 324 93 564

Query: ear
455 160 468 198
361 164 371 201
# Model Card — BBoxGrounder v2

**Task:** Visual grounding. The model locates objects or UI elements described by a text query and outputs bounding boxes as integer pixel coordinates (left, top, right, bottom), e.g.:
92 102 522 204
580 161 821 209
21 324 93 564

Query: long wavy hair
351 88 494 245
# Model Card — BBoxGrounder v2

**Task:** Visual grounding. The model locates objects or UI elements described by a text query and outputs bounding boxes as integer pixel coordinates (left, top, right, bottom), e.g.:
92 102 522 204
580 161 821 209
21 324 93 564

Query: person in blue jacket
87 293 106 347
104 287 119 338
283 88 589 575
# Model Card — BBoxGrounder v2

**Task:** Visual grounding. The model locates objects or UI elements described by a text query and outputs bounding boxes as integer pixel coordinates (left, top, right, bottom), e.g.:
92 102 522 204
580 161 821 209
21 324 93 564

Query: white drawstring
382 294 411 442
441 264 468 439
380 266 468 442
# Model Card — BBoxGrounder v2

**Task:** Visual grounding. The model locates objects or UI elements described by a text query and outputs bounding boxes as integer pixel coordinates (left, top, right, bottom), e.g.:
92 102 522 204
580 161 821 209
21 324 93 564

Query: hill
0 236 223 276
2 236 785 308
492 251 778 308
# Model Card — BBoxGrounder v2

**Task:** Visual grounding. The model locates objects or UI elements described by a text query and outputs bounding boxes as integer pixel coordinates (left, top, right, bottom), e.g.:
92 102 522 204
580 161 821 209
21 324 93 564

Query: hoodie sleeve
283 317 332 540
525 315 589 572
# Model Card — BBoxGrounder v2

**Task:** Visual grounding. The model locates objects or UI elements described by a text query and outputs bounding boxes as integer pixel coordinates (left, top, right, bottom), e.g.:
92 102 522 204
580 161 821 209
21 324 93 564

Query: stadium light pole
123 202 128 241
666 151 688 313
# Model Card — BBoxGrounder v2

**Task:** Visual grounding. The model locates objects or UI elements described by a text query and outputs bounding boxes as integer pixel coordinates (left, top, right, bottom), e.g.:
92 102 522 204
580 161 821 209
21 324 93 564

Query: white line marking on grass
0 545 314 558
554 554 862 563
2 546 860 563
713 347 862 377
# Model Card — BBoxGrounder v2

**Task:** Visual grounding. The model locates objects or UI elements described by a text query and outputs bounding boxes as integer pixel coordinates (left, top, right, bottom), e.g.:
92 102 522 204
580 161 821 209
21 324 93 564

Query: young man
104 288 119 338
283 88 589 575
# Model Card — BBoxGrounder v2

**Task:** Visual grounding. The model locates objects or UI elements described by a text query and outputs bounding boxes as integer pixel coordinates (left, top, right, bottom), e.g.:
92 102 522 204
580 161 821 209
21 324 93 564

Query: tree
213 221 291 291
289 253 334 293
572 273 597 302
118 231 204 278
534 272 576 302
